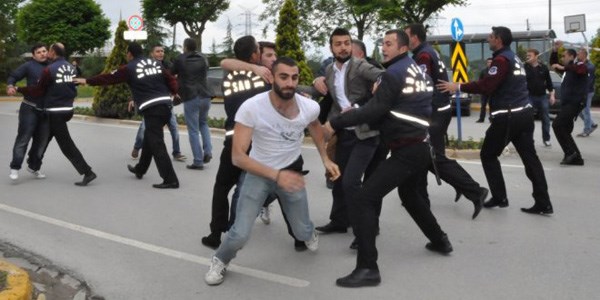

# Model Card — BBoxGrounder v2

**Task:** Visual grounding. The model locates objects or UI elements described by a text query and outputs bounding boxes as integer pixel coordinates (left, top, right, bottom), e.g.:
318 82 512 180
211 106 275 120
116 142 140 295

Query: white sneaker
9 169 18 180
305 231 319 252
259 206 271 225
543 140 551 147
27 167 46 179
205 256 227 285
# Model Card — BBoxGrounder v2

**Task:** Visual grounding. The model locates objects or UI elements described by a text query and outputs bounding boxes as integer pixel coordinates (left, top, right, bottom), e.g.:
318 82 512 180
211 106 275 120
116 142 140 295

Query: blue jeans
10 103 47 170
579 92 596 133
183 97 212 166
215 172 314 264
134 110 181 155
530 95 551 142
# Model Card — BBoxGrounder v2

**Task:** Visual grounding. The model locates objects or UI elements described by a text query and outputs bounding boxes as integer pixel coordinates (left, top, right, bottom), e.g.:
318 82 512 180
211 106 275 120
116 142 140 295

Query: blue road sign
451 18 464 42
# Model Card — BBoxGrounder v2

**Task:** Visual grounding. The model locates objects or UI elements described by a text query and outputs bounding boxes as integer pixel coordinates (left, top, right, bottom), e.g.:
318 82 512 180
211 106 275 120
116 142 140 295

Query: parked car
207 66 225 98
446 70 472 116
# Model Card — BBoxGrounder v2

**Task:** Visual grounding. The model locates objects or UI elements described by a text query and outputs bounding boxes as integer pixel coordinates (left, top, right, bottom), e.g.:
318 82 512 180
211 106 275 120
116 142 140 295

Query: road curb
0 259 32 300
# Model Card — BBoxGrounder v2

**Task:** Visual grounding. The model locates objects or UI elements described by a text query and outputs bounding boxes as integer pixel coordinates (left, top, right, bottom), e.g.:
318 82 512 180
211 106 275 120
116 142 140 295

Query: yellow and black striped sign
450 41 469 83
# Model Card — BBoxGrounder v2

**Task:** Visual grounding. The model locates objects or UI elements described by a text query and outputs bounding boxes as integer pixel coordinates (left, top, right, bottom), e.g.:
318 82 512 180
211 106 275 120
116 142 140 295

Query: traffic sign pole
450 18 467 143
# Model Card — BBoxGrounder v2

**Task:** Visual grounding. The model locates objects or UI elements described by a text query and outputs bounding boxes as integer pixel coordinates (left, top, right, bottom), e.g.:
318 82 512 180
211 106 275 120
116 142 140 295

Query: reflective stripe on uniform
490 103 532 116
139 96 171 110
46 107 73 112
390 111 430 127
437 104 451 112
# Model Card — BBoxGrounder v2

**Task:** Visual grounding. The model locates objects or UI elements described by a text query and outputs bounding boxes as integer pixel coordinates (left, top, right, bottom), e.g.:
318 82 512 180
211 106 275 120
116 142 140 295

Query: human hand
252 65 273 84
73 78 86 85
127 100 135 112
313 76 328 95
323 160 340 181
436 79 458 93
6 86 16 96
275 169 306 193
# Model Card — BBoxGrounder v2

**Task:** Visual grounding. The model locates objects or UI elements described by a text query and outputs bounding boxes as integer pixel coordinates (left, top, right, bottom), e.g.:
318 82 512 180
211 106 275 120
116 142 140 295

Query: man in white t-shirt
205 57 340 286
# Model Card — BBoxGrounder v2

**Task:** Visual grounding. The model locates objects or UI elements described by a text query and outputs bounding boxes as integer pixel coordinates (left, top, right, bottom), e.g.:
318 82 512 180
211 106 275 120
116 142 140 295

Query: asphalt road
1 100 599 299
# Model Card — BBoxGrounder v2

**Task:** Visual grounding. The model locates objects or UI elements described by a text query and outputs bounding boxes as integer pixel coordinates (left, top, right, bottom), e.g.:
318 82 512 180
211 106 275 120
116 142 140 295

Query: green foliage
275 0 314 85
0 0 25 81
591 31 600 105
80 50 106 78
92 21 132 119
143 0 230 51
16 0 110 57
0 269 7 291
220 19 234 57
446 135 483 150
378 0 468 25
142 16 171 52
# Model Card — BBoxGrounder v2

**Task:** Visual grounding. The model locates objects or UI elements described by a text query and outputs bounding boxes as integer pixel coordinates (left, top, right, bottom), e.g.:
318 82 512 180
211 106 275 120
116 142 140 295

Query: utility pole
549 0 552 29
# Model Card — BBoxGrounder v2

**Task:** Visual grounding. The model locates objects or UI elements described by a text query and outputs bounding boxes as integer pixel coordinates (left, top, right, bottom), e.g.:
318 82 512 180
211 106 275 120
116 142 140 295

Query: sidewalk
0 242 103 300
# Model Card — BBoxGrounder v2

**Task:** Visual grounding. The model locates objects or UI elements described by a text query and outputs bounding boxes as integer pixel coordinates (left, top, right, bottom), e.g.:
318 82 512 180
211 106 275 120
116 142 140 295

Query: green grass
446 136 484 149
0 270 7 292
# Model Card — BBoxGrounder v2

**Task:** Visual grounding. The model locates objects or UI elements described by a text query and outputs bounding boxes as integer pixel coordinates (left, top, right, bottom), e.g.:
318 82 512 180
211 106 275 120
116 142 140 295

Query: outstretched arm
307 119 340 181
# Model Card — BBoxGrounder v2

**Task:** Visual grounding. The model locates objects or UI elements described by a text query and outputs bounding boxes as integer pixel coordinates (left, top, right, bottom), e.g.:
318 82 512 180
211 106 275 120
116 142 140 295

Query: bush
446 135 483 150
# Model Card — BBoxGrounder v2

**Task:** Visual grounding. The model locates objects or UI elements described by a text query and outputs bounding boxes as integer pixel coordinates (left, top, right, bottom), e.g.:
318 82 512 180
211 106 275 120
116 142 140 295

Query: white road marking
0 202 310 288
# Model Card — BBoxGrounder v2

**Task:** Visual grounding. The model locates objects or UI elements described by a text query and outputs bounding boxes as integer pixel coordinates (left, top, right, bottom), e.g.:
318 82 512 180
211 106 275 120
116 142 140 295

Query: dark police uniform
18 58 94 182
86 56 179 185
551 59 588 163
460 47 552 210
412 42 486 215
330 52 449 274
204 69 269 244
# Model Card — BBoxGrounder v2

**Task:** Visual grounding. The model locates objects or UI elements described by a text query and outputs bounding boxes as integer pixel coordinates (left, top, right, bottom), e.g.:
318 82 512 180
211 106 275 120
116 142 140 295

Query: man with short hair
524 48 555 147
7 43 49 180
438 26 553 214
76 42 179 188
575 48 597 137
201 35 270 249
325 29 452 287
171 38 213 170
17 43 97 186
313 28 385 243
131 44 186 162
405 23 488 219
204 57 340 286
551 48 588 165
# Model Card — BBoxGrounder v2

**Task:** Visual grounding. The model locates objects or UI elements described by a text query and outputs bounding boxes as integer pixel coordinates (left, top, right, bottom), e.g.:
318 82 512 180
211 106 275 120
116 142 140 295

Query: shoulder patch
488 66 498 75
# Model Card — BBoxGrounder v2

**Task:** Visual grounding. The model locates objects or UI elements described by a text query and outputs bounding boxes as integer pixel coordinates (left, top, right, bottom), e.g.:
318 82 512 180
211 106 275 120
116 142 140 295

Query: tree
275 0 313 85
142 0 230 51
261 0 467 49
92 21 132 119
591 29 600 104
220 19 234 58
1 0 25 88
16 0 110 57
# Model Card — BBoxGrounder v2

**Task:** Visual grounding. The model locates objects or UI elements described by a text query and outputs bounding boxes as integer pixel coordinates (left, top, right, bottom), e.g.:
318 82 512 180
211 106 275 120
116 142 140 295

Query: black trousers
480 108 551 206
429 109 482 201
478 95 489 121
552 103 583 157
354 142 446 270
45 112 91 175
135 104 178 183
330 130 379 228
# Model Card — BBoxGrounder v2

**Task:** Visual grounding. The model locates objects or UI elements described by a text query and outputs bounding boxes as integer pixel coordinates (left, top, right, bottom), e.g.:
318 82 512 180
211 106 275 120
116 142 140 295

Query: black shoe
203 154 212 164
152 182 179 189
294 239 308 252
475 119 484 123
186 164 204 170
201 232 221 249
469 187 488 219
336 268 381 287
349 238 358 250
127 164 143 179
521 205 553 215
425 233 453 254
315 222 347 234
560 152 584 166
75 171 97 186
483 197 508 208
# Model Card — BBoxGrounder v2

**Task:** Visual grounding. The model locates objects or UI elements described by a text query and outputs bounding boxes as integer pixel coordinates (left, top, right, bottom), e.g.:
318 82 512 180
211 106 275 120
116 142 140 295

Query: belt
490 104 532 116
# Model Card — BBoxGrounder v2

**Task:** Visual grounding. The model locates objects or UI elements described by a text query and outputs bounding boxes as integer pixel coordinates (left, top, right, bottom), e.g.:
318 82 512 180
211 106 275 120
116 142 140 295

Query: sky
97 0 600 56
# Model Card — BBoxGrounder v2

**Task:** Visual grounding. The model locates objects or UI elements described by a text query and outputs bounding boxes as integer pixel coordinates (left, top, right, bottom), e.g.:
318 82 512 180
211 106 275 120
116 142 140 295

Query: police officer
405 23 488 219
17 43 96 186
76 42 179 189
437 26 553 215
325 29 452 288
